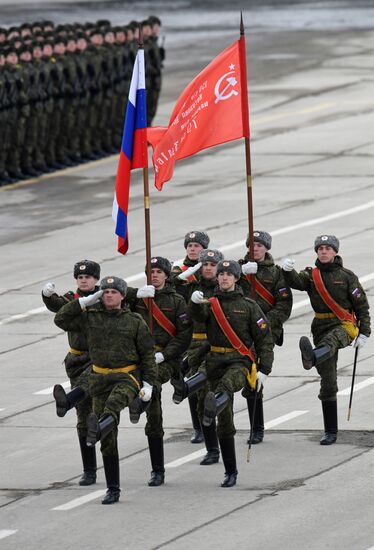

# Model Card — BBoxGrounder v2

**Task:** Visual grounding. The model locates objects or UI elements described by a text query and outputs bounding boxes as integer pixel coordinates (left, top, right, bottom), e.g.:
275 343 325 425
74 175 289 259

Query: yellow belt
92 364 140 389
210 346 236 354
193 333 207 340
314 313 336 319
69 347 85 356
155 345 164 352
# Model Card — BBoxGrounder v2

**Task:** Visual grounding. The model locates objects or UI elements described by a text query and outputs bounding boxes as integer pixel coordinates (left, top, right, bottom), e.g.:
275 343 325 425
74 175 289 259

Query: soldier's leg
215 394 238 487
242 384 264 444
75 387 96 486
315 353 339 445
145 383 165 486
197 385 220 466
300 323 353 370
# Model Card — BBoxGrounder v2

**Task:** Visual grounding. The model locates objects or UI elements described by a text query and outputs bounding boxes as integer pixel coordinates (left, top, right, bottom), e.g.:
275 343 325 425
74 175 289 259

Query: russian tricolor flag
112 48 148 254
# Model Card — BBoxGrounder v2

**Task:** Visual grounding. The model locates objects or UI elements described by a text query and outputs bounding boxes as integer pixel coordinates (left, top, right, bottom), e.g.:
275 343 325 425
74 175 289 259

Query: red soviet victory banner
147 38 249 190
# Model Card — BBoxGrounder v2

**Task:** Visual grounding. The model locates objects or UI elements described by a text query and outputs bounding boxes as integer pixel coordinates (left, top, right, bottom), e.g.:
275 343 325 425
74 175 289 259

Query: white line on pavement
52 490 106 511
2 201 374 327
0 530 17 540
338 377 374 396
34 381 70 395
165 410 309 468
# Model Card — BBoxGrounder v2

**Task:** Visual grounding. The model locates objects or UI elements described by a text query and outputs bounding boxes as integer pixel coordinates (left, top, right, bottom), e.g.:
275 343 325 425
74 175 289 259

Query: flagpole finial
240 12 245 36
138 25 144 48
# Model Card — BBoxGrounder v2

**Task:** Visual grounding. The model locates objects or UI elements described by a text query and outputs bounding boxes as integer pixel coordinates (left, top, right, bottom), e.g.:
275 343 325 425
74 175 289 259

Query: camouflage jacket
171 256 202 301
283 256 371 337
184 276 217 335
238 252 293 343
126 284 192 361
42 286 100 352
189 285 274 374
54 300 157 385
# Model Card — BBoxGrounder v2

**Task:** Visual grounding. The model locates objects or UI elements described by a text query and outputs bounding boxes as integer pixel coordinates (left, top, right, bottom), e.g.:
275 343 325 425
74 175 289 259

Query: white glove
282 258 295 272
136 285 155 298
191 290 205 304
78 290 103 310
256 371 268 392
178 262 202 281
241 261 258 275
354 334 368 349
139 381 153 402
42 282 56 297
155 352 165 364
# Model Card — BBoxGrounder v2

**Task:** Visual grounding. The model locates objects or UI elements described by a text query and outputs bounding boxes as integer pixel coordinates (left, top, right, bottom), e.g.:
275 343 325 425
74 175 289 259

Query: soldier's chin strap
246 379 258 463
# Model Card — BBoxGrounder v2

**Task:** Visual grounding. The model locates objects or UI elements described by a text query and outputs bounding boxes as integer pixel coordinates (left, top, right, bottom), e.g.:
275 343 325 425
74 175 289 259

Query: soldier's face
317 245 337 263
7 52 18 64
43 45 53 56
77 275 98 292
252 242 267 261
20 52 32 62
54 43 65 54
116 32 126 43
202 262 217 280
186 242 203 260
151 268 167 289
218 272 237 292
33 48 42 58
102 289 123 309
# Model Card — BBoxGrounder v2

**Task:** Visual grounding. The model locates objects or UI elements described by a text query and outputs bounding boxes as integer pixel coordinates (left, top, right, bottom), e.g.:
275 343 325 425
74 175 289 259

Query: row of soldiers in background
42 230 370 504
0 16 165 186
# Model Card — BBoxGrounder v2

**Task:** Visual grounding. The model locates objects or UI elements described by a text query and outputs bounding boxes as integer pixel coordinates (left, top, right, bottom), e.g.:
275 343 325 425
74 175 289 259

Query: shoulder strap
312 268 355 322
143 298 177 338
246 276 276 307
209 297 255 362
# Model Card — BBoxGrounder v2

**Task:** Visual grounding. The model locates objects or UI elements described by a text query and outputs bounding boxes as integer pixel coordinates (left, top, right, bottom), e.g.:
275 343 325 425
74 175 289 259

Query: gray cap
199 248 224 265
246 230 272 250
184 231 210 249
100 276 127 296
314 235 339 253
147 256 171 276
73 260 100 279
216 260 241 280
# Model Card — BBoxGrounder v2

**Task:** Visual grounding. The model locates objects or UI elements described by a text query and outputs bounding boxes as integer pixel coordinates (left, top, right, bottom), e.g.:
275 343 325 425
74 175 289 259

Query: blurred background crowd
0 16 165 185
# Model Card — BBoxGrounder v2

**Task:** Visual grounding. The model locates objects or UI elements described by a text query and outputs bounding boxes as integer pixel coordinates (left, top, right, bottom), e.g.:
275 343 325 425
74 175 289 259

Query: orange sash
246 275 276 307
143 299 177 338
312 268 355 323
181 264 198 283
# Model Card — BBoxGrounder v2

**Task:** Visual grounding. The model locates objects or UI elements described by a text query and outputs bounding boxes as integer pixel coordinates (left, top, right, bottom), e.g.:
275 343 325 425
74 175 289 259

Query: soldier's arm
282 267 311 291
250 302 275 375
266 268 293 328
124 287 138 310
347 273 371 337
42 291 74 313
162 297 193 361
135 318 157 386
54 300 85 333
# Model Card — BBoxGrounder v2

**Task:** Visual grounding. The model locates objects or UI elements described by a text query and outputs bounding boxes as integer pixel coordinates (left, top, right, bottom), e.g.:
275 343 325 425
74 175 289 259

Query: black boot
86 414 116 447
299 337 332 370
53 385 85 417
246 395 264 444
129 397 150 424
219 436 238 487
203 391 230 427
147 436 165 486
172 371 207 404
189 393 203 443
78 435 97 485
200 421 220 465
320 400 338 445
101 455 120 504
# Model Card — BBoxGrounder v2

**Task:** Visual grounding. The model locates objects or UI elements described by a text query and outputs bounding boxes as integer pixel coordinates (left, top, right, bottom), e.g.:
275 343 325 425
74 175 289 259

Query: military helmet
314 235 339 253
100 276 127 296
73 260 100 280
216 260 241 280
184 231 210 249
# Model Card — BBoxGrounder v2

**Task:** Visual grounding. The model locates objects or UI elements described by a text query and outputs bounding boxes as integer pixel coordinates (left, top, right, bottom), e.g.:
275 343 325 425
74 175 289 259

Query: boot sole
299 337 314 370
202 391 217 427
53 385 69 417
172 380 186 404
86 414 99 447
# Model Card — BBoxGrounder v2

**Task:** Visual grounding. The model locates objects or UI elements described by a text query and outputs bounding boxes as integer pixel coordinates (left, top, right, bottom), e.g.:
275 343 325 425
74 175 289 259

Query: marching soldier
238 231 292 444
282 235 371 445
42 260 101 486
189 260 274 487
54 276 156 504
172 248 224 465
126 257 193 486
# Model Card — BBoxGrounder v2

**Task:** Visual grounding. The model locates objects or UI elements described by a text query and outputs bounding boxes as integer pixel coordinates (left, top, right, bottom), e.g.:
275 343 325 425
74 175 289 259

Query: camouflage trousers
145 359 181 438
206 356 247 438
187 339 210 376
64 352 93 436
312 321 354 401
89 371 138 456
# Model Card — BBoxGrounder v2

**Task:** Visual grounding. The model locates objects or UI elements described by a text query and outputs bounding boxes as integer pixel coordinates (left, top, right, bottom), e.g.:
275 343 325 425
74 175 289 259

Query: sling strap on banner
246 275 276 307
143 298 177 338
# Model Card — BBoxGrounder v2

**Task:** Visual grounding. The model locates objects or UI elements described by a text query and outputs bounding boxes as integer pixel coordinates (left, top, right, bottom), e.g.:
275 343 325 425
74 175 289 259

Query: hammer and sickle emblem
214 71 238 104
